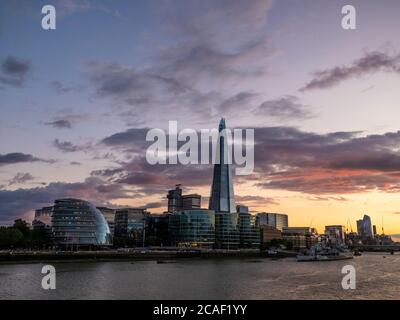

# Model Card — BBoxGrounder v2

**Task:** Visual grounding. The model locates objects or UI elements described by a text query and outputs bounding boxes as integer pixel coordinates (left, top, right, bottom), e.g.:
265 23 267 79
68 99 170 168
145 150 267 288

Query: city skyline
2 0 400 238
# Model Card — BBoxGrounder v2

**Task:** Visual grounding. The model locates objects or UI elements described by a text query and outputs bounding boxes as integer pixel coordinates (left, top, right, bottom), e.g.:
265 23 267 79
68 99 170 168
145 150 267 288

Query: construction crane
346 217 353 233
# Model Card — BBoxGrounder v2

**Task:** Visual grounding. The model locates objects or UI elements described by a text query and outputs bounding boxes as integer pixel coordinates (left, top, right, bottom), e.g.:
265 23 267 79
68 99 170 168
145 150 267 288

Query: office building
238 213 260 249
236 205 249 214
325 225 346 242
52 198 112 248
146 214 171 246
167 185 183 213
282 227 317 250
97 207 116 236
182 194 201 210
260 226 282 250
357 214 374 239
215 212 240 249
167 184 201 212
32 206 53 230
257 213 288 231
169 209 215 248
209 118 236 213
114 208 149 245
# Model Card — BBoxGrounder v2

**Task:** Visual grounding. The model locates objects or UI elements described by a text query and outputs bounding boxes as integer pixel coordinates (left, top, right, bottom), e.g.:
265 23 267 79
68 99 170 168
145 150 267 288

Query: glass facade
238 213 260 248
357 214 373 239
169 209 215 248
209 118 236 213
215 212 240 249
97 207 116 237
257 212 288 231
52 198 111 247
114 208 149 246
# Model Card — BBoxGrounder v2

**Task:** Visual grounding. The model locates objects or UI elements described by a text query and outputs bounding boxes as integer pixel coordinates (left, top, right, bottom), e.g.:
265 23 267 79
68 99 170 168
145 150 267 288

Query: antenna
308 218 314 228
382 216 384 235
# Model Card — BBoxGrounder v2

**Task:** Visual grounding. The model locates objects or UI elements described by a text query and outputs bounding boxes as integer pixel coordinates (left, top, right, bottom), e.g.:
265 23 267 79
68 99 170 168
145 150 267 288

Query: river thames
0 252 399 300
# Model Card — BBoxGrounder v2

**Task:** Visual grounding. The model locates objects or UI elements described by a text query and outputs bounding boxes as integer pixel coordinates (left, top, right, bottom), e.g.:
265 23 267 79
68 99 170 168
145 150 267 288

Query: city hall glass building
52 198 112 248
169 209 215 248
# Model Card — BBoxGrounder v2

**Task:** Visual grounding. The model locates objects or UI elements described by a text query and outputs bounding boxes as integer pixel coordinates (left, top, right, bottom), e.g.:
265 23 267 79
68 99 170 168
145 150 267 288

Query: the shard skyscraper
208 118 236 213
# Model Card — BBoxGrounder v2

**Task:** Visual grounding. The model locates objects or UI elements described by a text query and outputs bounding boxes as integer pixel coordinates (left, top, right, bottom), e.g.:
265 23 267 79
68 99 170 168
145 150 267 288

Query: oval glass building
52 198 112 248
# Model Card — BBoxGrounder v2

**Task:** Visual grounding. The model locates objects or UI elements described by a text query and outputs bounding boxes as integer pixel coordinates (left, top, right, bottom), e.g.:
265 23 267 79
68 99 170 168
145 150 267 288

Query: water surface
0 253 398 299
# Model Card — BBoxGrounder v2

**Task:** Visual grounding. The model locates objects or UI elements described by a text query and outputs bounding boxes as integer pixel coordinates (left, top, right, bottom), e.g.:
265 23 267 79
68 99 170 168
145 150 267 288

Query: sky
1 0 400 236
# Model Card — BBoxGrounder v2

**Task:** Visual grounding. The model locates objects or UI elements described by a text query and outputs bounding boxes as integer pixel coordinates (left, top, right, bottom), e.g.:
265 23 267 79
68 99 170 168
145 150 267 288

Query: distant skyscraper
357 214 373 239
167 184 183 213
209 118 236 213
167 184 201 212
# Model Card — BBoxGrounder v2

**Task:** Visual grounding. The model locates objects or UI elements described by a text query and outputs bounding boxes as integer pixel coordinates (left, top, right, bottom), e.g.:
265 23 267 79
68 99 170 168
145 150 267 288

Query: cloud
55 0 119 18
86 61 192 103
45 119 73 129
0 153 43 166
236 195 278 206
252 127 400 194
101 128 150 147
44 114 87 129
301 51 400 91
0 177 129 224
307 196 348 202
254 95 312 120
8 173 34 186
53 139 89 153
0 56 31 88
97 124 400 195
49 81 85 94
83 0 276 125
218 92 257 114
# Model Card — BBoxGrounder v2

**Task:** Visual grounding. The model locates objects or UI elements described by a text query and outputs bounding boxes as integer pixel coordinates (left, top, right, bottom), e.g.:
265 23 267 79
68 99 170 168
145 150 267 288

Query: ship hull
297 253 354 262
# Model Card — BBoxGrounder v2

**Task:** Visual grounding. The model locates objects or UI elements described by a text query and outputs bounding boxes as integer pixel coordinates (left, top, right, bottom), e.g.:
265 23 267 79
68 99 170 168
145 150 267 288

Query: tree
13 219 30 237
0 227 24 249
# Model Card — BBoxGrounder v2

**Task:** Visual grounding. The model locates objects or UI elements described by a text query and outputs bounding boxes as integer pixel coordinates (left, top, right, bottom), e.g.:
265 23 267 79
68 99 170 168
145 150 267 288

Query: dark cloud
44 114 86 129
98 125 400 195
49 81 85 94
86 61 192 106
84 0 275 124
235 195 278 206
158 39 273 88
0 56 31 87
252 127 400 194
218 92 257 114
8 173 34 186
0 177 128 224
254 95 312 120
141 201 165 210
301 51 400 91
45 119 73 129
53 139 88 153
0 153 41 166
100 128 149 151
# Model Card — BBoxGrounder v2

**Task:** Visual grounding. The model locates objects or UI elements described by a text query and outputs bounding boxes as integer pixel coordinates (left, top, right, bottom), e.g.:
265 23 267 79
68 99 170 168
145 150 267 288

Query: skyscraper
357 214 374 239
167 184 201 212
209 118 236 213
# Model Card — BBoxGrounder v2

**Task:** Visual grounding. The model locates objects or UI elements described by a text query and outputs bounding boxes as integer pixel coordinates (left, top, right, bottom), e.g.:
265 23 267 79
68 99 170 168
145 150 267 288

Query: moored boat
297 242 354 262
